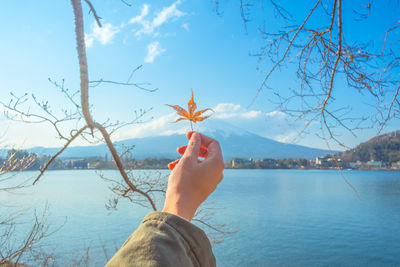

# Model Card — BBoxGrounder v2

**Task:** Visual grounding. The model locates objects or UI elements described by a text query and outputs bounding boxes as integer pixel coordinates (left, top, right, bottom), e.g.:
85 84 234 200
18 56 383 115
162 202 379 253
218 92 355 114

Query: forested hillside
340 131 400 163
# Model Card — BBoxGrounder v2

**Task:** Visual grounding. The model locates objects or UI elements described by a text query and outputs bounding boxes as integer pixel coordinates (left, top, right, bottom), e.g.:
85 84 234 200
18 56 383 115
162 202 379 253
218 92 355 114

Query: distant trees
0 149 36 174
340 131 400 163
229 157 312 169
2 148 185 170
1 150 64 171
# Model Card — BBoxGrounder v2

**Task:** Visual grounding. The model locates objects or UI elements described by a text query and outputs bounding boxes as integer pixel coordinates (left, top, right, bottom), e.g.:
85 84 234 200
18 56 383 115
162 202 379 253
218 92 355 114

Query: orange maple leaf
166 89 213 130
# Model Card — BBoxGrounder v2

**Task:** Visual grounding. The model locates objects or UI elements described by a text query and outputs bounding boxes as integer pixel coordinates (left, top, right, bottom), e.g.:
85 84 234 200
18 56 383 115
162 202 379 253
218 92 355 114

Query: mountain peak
194 118 253 138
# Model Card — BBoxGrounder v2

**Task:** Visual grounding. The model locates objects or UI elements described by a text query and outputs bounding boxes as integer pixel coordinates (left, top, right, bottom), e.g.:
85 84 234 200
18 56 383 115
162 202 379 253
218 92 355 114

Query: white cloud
274 132 299 143
116 103 298 143
0 119 67 149
213 103 283 121
85 34 95 48
130 1 186 37
182 23 190 32
130 4 150 24
0 102 297 148
214 103 241 113
212 103 291 138
153 1 185 27
116 113 187 140
144 41 166 63
85 22 121 48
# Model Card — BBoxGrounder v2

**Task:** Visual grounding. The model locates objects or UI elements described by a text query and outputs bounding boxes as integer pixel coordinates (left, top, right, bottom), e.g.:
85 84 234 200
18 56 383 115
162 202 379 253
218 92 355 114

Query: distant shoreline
13 167 399 172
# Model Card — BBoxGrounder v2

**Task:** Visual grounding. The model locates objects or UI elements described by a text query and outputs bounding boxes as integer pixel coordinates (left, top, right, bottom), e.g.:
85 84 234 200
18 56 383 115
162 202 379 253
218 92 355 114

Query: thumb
183 132 201 160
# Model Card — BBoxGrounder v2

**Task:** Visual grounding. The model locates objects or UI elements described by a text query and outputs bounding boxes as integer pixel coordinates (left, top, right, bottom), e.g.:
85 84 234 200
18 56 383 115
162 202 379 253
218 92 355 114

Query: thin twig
33 125 89 185
249 0 322 107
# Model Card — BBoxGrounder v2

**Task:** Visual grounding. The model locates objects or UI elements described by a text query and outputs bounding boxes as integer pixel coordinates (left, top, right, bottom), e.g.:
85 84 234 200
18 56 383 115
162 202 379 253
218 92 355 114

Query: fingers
168 158 201 170
186 131 224 168
203 140 224 171
177 145 208 158
206 141 223 159
169 133 203 170
168 158 180 170
169 132 223 171
186 131 216 147
183 132 201 161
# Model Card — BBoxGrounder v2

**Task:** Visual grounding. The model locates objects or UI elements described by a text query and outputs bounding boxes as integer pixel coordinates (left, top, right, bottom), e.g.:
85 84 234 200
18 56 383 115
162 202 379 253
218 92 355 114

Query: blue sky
1 0 399 151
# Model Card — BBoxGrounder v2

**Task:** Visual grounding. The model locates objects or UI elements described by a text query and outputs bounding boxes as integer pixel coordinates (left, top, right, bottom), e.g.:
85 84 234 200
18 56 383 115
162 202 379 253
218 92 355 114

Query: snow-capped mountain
22 119 333 160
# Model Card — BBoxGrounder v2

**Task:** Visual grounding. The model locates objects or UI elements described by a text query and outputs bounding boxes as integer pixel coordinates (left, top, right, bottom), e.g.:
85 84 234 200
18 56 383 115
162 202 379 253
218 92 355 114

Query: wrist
163 196 198 221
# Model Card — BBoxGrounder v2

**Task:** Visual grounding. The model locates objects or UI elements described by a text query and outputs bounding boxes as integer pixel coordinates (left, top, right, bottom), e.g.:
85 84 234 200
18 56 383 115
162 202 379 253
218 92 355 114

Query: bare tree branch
89 79 158 92
33 125 88 185
83 0 102 27
249 0 322 107
239 0 400 148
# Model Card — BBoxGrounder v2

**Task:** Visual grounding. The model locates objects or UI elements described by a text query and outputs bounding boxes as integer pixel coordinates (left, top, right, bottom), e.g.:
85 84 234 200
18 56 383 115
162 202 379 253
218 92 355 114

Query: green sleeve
106 211 216 267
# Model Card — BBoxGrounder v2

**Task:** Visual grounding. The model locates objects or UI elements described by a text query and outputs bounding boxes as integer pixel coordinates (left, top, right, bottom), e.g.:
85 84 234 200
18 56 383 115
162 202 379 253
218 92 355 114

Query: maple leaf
166 89 213 130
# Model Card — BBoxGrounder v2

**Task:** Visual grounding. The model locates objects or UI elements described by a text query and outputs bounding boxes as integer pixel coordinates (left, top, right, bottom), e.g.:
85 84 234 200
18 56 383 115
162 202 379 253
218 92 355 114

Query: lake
1 169 399 266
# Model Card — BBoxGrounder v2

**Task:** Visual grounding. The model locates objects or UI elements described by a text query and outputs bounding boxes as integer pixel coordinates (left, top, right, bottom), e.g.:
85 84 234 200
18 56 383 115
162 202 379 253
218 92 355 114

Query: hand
163 132 224 221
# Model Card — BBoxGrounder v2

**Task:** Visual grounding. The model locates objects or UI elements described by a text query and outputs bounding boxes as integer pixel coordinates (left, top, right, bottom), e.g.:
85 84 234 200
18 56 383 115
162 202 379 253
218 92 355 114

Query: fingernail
168 163 174 170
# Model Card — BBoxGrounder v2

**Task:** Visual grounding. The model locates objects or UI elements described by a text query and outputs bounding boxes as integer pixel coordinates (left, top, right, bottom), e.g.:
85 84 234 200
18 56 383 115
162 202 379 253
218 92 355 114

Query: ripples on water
1 169 399 266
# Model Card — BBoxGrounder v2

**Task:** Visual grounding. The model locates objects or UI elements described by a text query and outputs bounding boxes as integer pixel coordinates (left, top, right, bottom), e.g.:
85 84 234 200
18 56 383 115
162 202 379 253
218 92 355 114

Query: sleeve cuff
142 211 216 267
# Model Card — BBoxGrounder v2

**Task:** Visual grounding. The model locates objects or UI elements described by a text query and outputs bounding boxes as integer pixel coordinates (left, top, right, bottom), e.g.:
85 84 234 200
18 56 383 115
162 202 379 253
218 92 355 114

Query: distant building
65 159 88 169
315 156 341 168
315 156 329 167
231 158 254 168
88 161 100 169
349 161 363 169
366 160 382 168
392 161 400 170
260 158 277 169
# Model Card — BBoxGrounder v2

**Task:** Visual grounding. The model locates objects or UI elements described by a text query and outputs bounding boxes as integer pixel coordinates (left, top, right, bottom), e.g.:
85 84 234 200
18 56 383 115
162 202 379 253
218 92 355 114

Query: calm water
1 169 400 266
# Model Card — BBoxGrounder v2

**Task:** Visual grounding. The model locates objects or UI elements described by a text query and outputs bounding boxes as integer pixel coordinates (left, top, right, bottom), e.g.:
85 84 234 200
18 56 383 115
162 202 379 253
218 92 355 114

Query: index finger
183 132 201 161
202 140 224 172
204 139 223 161
187 132 223 163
